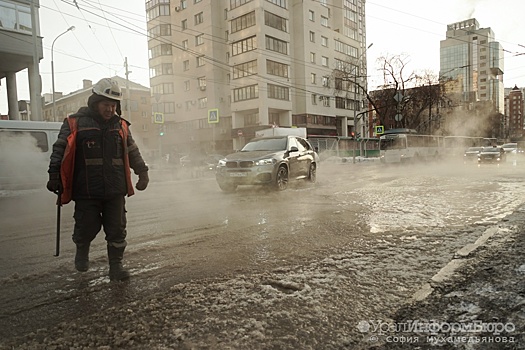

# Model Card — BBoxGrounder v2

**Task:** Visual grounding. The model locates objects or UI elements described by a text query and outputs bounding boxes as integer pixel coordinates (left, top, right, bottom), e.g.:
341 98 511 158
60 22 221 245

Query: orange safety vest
59 117 135 205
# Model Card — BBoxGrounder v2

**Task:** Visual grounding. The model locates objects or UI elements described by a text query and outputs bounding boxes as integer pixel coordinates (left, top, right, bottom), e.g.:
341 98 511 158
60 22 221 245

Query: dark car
463 146 483 163
215 135 319 192
477 146 506 164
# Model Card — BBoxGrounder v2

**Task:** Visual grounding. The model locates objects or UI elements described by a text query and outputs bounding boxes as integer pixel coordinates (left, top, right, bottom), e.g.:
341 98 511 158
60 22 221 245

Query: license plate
229 172 247 177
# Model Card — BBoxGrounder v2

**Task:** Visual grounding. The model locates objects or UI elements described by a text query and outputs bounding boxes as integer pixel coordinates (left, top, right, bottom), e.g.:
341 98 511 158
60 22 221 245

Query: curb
412 226 500 302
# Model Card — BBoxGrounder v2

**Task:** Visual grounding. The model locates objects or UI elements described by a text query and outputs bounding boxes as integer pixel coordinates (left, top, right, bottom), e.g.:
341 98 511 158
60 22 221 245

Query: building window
195 0 202 3
149 64 173 77
183 60 190 71
310 52 315 63
197 56 205 67
265 35 288 55
244 113 259 126
148 24 171 38
232 36 257 56
231 11 256 33
264 11 287 32
149 44 172 58
181 19 187 30
0 1 32 33
321 36 328 47
233 84 259 102
146 2 170 20
198 97 207 108
309 10 314 21
164 102 175 113
162 63 173 75
267 0 287 8
321 56 328 67
266 60 289 77
184 80 190 91
181 0 187 9
311 94 317 105
182 39 188 50
321 16 328 27
233 60 258 79
152 83 174 95
322 76 329 87
311 73 316 84
195 12 204 25
195 34 204 46
230 0 253 10
268 84 289 100
335 40 358 57
198 76 206 89
309 31 315 42
320 96 330 107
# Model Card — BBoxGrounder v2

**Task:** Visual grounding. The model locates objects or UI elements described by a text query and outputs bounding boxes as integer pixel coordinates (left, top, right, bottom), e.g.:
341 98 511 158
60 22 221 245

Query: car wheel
274 165 288 191
218 182 237 193
307 163 316 183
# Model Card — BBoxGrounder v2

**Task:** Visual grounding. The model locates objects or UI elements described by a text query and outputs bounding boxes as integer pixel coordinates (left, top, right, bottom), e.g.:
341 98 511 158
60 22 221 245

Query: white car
501 143 518 154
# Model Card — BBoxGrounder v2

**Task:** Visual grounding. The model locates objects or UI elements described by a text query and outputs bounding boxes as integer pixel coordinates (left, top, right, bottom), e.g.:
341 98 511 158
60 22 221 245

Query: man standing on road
46 78 149 282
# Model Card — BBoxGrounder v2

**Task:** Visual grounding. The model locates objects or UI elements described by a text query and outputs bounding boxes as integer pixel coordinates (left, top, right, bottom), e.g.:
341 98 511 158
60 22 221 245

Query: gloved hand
46 173 62 193
135 172 149 191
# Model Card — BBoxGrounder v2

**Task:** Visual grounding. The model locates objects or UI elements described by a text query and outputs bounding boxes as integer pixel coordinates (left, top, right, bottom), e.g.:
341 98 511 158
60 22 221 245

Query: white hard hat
92 78 123 101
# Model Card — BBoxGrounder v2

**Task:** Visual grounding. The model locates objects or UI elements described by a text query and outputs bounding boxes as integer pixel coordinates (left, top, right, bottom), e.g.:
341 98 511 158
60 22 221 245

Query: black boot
107 245 130 282
75 244 90 272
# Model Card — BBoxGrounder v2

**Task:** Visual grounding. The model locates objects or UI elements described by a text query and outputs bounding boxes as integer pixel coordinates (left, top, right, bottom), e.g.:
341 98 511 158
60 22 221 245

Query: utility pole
124 57 132 122
30 0 42 120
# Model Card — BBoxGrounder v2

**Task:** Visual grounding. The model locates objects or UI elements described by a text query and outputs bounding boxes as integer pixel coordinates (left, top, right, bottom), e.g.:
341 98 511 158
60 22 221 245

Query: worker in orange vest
46 78 149 282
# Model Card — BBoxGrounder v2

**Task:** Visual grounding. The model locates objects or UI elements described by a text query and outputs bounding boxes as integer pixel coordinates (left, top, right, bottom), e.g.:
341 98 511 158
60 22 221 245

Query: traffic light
159 125 165 136
351 131 355 139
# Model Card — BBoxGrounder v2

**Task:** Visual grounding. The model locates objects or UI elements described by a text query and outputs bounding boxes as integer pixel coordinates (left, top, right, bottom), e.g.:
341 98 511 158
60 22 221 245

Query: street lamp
51 26 75 121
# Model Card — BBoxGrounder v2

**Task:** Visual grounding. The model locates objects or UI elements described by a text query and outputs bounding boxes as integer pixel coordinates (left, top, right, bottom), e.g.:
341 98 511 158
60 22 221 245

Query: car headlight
255 158 276 166
217 159 226 167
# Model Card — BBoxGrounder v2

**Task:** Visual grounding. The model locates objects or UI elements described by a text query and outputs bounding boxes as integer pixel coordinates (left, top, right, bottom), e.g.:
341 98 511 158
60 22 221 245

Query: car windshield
466 147 483 152
501 143 517 149
241 138 287 152
482 147 501 153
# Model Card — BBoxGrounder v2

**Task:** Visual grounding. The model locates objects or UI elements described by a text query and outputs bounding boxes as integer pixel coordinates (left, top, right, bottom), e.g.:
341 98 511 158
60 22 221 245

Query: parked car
477 146 506 164
501 143 518 154
463 146 483 163
215 135 319 192
180 153 224 170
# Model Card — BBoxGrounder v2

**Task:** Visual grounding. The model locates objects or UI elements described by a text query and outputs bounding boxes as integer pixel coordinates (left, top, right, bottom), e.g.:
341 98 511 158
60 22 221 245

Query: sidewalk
369 205 525 349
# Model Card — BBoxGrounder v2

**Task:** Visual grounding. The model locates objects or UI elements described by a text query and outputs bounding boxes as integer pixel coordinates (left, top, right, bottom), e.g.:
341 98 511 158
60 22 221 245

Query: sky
1 0 524 115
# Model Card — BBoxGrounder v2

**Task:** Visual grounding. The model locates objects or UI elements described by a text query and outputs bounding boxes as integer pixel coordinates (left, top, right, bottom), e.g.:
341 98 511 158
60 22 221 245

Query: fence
308 136 380 159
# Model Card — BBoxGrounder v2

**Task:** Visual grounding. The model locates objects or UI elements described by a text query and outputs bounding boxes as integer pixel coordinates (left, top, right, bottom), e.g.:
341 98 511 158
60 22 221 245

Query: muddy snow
0 159 524 349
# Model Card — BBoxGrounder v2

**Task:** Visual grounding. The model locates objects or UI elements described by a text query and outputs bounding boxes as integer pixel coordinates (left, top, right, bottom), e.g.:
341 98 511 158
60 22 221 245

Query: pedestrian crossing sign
375 125 384 135
154 112 164 124
208 108 219 124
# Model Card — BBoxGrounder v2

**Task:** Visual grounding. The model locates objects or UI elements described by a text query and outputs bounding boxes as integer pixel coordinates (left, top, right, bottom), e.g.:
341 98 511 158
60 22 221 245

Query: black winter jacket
48 107 148 200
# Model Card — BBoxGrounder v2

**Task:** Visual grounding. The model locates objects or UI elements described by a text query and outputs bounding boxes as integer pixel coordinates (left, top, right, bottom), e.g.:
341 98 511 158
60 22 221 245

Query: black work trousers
72 196 127 248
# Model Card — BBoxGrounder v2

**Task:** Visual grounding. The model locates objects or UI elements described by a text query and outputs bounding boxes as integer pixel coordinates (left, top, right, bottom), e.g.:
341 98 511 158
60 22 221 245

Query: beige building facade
146 0 368 155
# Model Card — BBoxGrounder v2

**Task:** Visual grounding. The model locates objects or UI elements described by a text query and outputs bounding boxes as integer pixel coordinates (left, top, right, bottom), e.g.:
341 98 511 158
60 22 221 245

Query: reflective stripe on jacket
59 116 134 204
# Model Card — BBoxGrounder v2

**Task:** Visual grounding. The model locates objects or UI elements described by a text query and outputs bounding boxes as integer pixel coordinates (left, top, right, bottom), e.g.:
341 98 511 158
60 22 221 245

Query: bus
0 120 62 189
379 129 443 163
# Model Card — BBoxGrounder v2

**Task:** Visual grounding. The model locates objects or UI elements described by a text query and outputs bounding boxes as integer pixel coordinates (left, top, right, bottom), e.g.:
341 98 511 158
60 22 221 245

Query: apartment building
439 18 504 114
146 0 368 154
0 0 43 120
505 85 524 140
